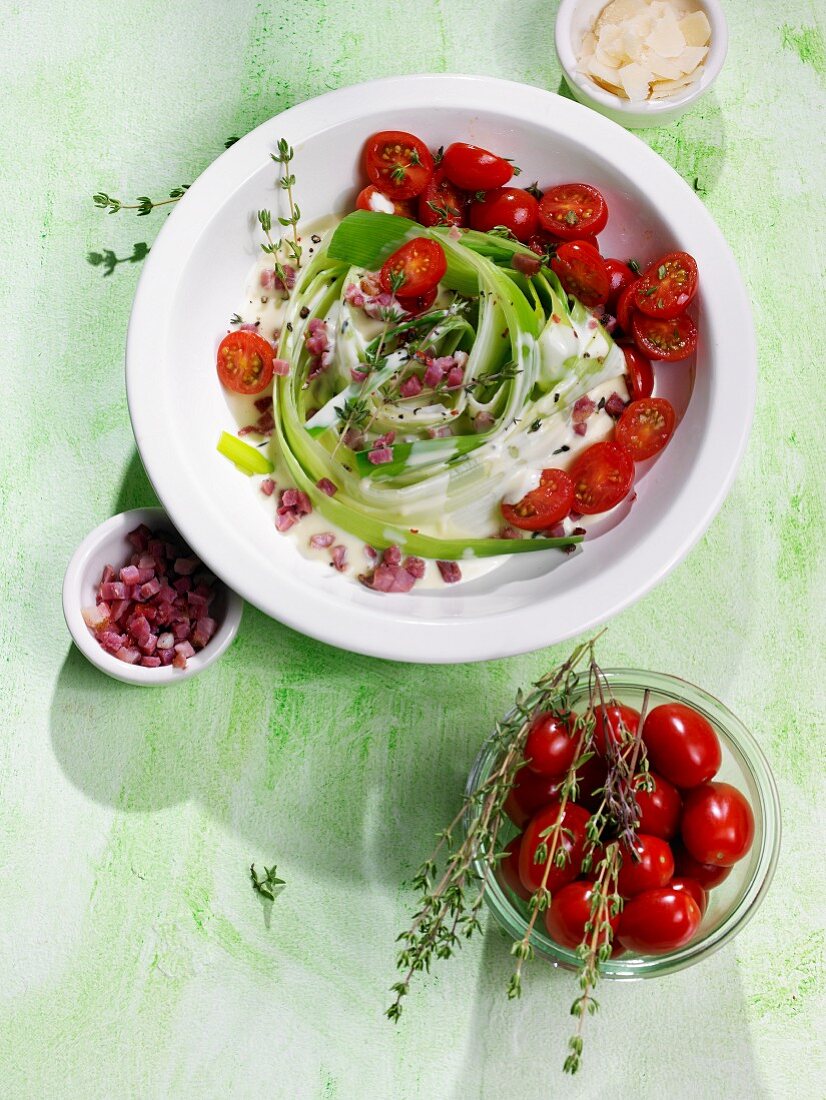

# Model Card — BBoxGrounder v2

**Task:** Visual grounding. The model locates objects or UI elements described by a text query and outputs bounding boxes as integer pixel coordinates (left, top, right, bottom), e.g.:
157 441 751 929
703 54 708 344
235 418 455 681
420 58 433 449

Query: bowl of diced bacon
63 507 243 685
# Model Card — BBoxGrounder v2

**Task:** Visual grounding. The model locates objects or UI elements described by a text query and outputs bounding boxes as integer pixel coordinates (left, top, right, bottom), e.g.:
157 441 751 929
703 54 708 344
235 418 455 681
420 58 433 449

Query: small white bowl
555 0 728 128
62 507 243 686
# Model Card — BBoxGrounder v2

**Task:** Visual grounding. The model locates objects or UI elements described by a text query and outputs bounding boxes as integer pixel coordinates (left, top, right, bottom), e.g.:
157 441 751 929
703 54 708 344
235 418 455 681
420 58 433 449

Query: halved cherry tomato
363 130 434 200
673 845 732 889
379 238 446 297
680 782 755 866
642 703 722 789
670 877 708 916
634 251 698 319
216 331 274 395
498 835 532 901
632 312 698 362
397 286 438 315
518 802 591 893
618 834 675 898
418 167 467 227
440 142 513 191
594 703 640 756
544 880 621 950
550 240 611 307
355 184 415 218
616 279 640 333
619 342 654 401
525 711 577 778
618 887 702 954
504 768 563 828
570 441 635 515
468 187 539 242
538 183 608 240
633 772 682 840
500 468 574 531
604 258 635 313
616 398 676 462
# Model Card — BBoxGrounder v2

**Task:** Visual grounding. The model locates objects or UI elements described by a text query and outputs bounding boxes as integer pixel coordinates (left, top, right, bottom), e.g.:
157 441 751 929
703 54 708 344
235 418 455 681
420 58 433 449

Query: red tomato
417 168 467 227
550 240 611 307
544 880 621 950
633 772 682 839
570 441 635 515
498 835 532 901
397 287 438 315
529 230 600 257
525 712 578 778
634 251 698 320
500 469 574 531
670 876 708 916
363 130 434 200
355 185 415 218
538 183 608 240
618 887 702 954
468 187 539 242
616 280 639 333
632 313 698 362
619 342 654 401
379 238 447 297
594 703 640 756
518 802 591 894
604 258 635 313
643 704 722 789
440 142 513 191
504 768 563 828
616 398 676 462
673 845 733 889
576 753 609 810
680 782 755 866
216 331 274 395
617 834 675 898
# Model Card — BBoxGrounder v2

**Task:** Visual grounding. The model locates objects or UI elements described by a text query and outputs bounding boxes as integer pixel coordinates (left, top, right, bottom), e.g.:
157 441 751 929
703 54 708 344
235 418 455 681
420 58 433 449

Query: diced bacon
364 545 378 561
101 581 128 601
498 525 521 540
82 603 111 631
175 641 195 658
100 564 115 585
350 365 369 383
260 477 276 497
316 478 338 497
173 622 190 641
473 411 495 432
141 633 158 655
272 358 290 377
255 412 275 433
423 359 444 388
344 283 366 308
403 556 425 579
128 615 151 646
573 422 588 436
360 562 417 593
110 599 130 622
360 273 381 296
140 656 162 668
254 396 273 413
448 224 462 241
546 522 566 538
383 545 402 567
330 545 347 572
605 392 627 419
427 425 452 439
367 446 394 465
172 577 190 595
127 525 151 550
437 560 462 584
572 396 596 424
275 511 299 532
115 646 141 665
260 264 296 292
276 487 312 532
174 557 198 576
192 617 217 649
399 374 423 398
445 365 465 389
342 427 365 450
138 578 162 600
99 631 126 653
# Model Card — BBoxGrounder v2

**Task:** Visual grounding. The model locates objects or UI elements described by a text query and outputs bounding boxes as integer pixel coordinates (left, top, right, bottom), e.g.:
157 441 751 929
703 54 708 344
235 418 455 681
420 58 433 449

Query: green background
2 1 824 1096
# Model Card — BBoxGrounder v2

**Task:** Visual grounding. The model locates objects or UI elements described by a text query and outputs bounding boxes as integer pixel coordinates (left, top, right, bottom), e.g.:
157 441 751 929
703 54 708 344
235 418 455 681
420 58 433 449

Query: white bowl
62 507 243 685
555 0 728 129
126 74 755 664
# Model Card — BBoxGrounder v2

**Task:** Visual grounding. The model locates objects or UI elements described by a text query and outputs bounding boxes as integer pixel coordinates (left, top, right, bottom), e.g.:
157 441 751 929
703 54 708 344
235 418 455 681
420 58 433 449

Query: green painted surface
1 1 824 1096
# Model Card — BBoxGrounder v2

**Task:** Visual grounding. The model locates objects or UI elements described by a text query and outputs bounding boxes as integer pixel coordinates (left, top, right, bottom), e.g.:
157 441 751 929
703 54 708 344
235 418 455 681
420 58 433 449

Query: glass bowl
465 669 781 979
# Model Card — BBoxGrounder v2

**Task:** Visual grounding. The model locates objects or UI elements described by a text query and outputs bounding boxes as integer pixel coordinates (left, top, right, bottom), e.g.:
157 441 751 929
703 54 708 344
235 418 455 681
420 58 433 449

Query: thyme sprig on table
92 186 189 216
250 863 286 901
387 634 652 1075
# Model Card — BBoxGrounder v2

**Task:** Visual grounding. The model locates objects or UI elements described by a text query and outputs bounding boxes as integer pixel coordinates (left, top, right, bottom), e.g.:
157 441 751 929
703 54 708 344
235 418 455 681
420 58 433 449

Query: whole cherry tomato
642 703 722 788
498 835 532 900
593 702 640 756
440 142 513 191
518 802 591 894
617 833 675 899
504 768 563 828
469 187 539 242
670 876 708 916
544 879 621 951
673 844 733 889
604 258 636 313
633 772 682 839
680 782 755 866
524 711 578 777
617 886 702 954
619 341 655 401
616 279 639 333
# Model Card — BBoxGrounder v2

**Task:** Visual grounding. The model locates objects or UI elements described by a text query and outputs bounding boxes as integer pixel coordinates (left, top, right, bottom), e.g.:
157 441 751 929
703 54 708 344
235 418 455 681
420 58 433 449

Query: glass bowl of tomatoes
466 668 780 979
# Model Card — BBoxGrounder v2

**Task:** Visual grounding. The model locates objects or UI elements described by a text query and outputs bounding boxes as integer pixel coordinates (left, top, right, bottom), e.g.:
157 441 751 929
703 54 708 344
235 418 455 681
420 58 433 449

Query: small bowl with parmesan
555 0 726 128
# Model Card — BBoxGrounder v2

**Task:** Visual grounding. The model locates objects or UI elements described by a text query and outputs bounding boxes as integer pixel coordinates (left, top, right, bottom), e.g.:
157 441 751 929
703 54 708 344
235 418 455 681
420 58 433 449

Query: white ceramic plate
126 74 755 664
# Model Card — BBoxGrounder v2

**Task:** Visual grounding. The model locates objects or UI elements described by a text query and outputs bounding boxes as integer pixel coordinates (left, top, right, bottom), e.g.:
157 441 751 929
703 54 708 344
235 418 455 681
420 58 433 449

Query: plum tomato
670 876 708 916
440 142 513 191
634 251 698 320
617 834 675 899
500 468 574 531
680 782 755 866
469 187 539 242
570 440 635 515
525 711 578 778
504 767 563 828
632 312 698 362
417 167 467 227
618 887 702 954
355 185 415 218
642 703 722 788
550 240 611 307
518 802 591 894
379 238 446 297
216 331 274 395
538 183 608 240
615 398 676 462
673 845 733 889
593 702 640 756
619 341 654 401
544 880 621 951
604 258 636 313
363 130 433 200
633 772 682 839
616 279 639 333
498 835 532 900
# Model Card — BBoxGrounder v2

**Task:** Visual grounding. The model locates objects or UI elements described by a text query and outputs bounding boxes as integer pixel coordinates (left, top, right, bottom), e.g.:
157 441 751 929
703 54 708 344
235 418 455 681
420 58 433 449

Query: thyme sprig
250 863 285 901
92 186 189 216
271 138 302 266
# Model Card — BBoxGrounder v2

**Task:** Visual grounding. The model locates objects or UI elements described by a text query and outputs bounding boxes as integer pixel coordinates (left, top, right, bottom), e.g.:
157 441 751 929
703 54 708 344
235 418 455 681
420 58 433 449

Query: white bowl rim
555 0 729 116
62 506 243 685
126 73 755 664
